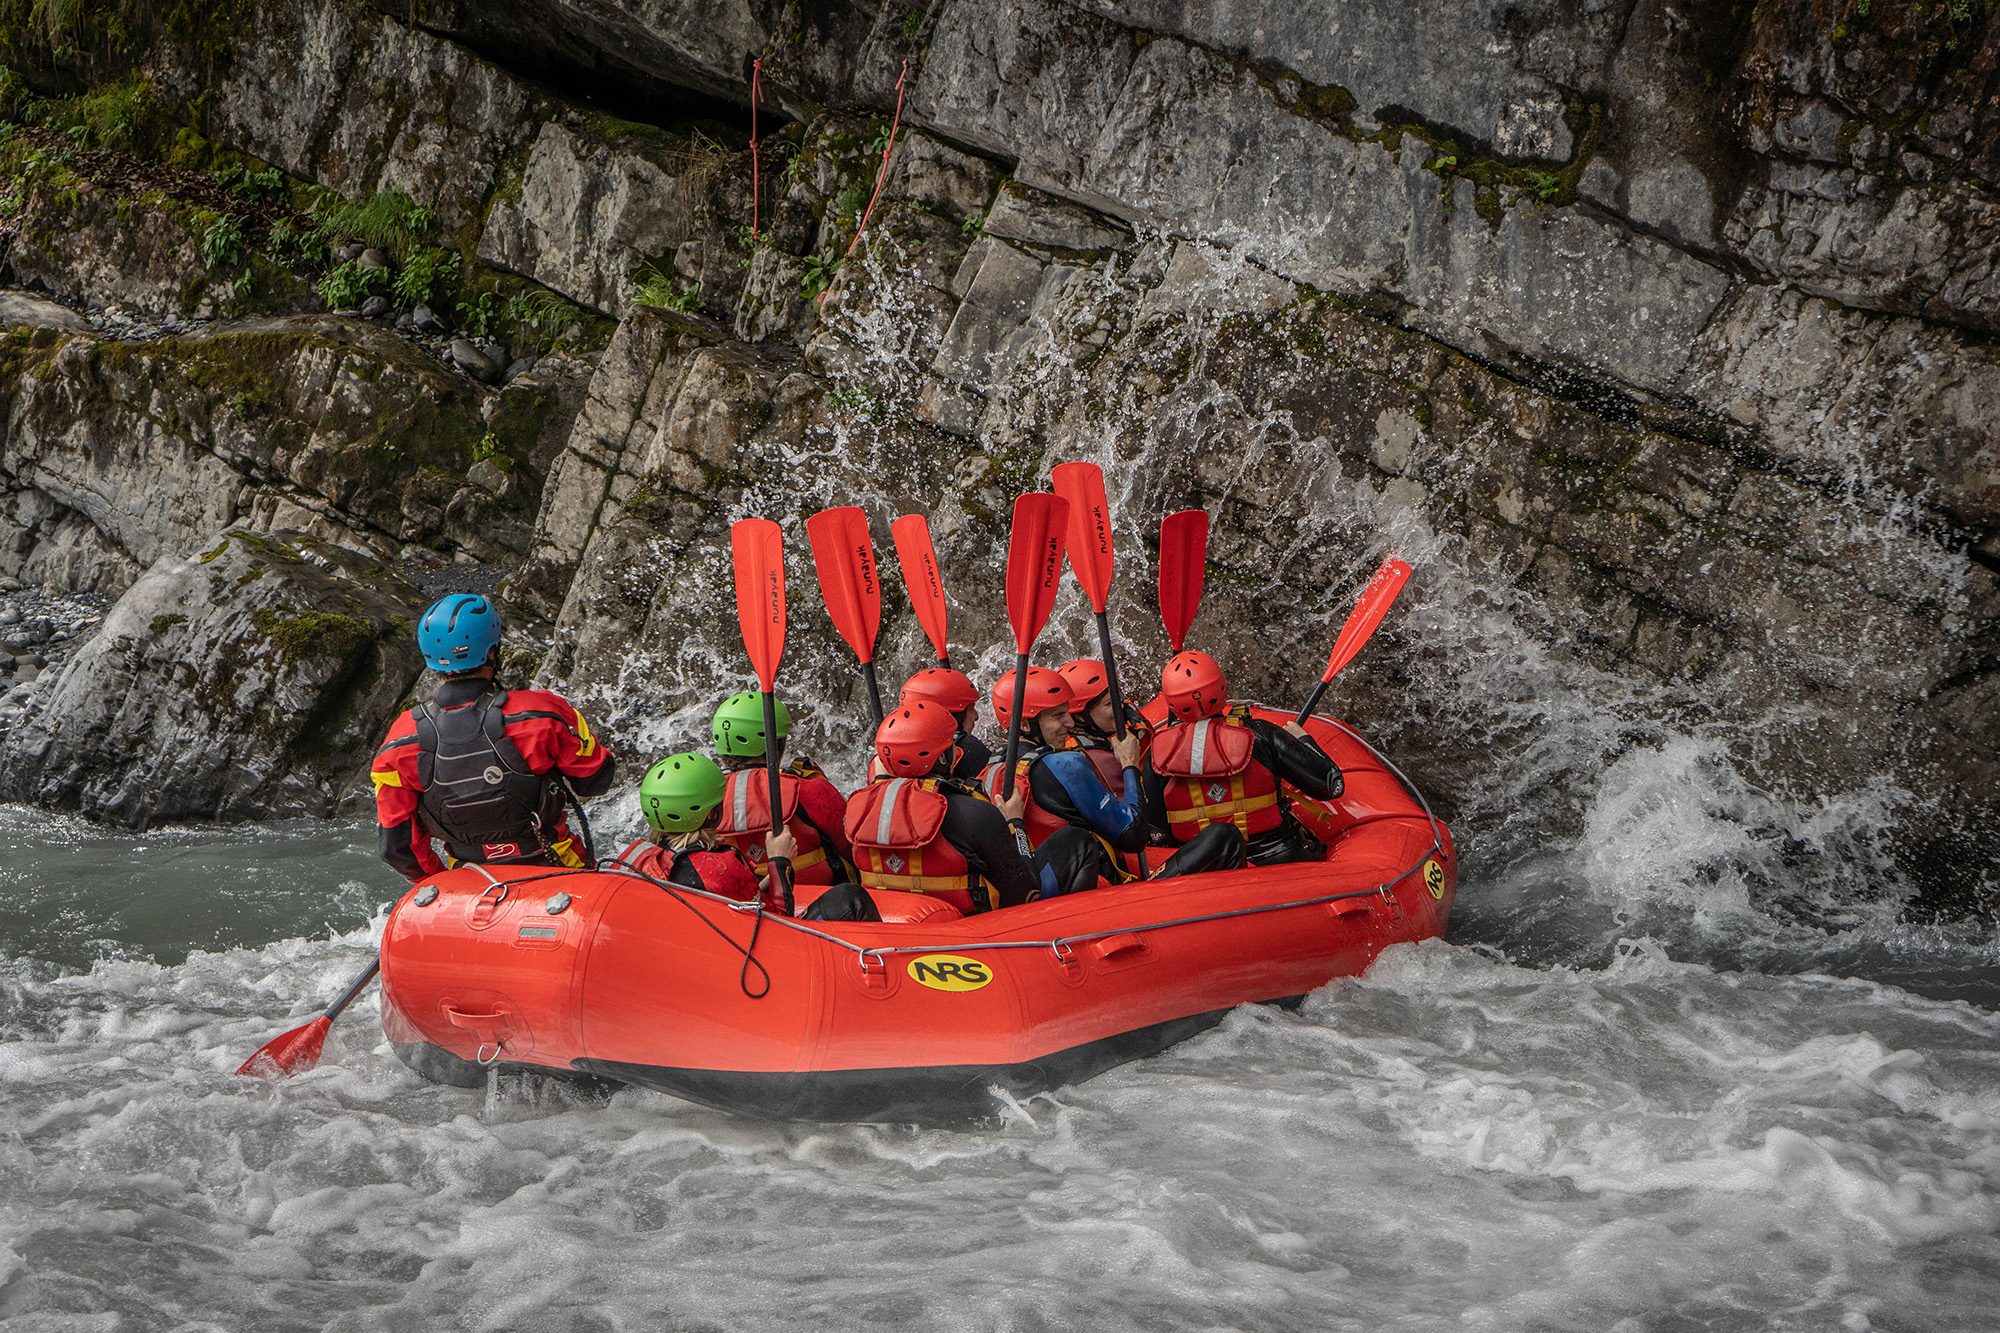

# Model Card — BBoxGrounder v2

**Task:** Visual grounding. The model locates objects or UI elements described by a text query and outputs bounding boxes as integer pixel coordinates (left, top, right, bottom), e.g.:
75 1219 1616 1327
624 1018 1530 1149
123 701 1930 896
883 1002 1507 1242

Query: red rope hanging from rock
749 57 765 241
842 58 910 261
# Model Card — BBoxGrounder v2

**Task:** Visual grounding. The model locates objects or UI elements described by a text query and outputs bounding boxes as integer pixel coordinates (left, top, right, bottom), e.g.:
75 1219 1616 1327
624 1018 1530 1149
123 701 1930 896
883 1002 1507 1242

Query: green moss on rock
252 607 375 665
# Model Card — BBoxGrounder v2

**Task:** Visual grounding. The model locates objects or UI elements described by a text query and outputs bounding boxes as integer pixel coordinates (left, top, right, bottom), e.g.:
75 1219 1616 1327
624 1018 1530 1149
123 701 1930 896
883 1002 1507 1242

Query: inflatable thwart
378 711 1456 1121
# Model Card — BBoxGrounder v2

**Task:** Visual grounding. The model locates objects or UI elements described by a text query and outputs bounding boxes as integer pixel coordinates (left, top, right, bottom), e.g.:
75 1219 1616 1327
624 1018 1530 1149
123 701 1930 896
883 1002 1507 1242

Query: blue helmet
416 594 501 673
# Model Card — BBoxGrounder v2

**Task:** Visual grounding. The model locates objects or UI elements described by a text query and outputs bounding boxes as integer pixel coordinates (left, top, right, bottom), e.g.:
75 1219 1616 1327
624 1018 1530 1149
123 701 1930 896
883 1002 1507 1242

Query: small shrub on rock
317 260 390 310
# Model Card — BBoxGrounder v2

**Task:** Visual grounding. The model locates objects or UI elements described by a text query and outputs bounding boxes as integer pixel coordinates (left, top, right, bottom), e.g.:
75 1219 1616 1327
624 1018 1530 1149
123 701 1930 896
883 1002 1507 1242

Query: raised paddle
806 506 886 722
1294 557 1414 724
731 516 794 913
237 957 380 1078
891 513 951 666
999 492 1069 800
1050 461 1134 739
1051 460 1148 880
1157 508 1209 653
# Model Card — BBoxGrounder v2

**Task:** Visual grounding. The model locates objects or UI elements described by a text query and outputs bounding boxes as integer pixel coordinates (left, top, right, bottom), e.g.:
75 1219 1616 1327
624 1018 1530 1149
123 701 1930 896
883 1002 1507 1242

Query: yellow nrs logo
908 954 994 992
1423 859 1446 900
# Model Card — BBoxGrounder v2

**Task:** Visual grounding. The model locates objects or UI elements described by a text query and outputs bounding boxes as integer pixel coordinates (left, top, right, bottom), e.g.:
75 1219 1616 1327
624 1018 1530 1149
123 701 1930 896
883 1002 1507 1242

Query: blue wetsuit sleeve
1045 751 1142 841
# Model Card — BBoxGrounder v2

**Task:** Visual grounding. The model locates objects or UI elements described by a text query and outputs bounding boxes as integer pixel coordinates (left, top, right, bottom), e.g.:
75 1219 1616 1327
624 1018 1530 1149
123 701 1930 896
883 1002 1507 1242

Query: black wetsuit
951 732 992 784
931 776 1041 908
1027 742 1247 887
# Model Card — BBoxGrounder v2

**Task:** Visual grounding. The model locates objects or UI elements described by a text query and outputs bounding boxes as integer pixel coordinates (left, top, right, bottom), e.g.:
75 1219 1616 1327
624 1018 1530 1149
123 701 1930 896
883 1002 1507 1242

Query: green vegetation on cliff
252 606 375 665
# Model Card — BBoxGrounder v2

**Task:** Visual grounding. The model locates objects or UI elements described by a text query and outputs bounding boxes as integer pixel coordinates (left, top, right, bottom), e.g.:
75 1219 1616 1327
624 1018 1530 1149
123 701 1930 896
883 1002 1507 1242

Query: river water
7 233 1996 1327
4 742 1995 1331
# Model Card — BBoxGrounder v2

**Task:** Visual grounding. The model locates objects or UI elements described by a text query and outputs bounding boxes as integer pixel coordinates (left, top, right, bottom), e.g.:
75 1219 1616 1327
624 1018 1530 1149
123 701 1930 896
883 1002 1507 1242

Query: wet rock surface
0 530 423 827
0 0 1992 903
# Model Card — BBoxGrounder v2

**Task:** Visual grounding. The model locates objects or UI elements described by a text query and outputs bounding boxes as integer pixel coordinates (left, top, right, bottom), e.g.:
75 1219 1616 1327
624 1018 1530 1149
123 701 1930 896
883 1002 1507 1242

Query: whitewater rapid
5 224 1993 1330
3 795 1995 1331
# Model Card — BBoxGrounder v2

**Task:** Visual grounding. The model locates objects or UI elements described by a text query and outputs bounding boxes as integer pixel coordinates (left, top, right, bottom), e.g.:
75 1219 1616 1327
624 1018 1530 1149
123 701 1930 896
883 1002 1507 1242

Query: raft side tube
377 709 1456 1119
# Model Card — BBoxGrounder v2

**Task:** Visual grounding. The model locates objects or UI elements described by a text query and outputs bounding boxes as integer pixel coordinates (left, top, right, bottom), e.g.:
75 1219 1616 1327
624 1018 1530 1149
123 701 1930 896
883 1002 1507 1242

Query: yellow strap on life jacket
740 841 827 872
1168 771 1280 837
859 846 965 893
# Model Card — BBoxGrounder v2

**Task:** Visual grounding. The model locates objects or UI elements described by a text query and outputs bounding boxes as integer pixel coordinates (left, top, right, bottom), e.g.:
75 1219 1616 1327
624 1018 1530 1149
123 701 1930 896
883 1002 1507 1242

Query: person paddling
846 700 1167 911
708 690 856 886
611 752 793 911
1143 650 1342 866
1057 657 1153 788
978 667 1241 888
896 665 991 781
613 751 880 921
370 594 617 881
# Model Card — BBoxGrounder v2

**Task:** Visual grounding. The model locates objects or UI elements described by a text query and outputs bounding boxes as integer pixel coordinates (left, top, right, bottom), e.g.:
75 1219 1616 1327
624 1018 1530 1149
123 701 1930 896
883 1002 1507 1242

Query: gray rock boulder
0 529 424 827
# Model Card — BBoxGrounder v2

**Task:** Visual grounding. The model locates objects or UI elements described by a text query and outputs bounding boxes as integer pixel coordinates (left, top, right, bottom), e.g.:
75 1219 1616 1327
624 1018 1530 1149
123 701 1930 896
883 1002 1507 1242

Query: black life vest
413 689 563 862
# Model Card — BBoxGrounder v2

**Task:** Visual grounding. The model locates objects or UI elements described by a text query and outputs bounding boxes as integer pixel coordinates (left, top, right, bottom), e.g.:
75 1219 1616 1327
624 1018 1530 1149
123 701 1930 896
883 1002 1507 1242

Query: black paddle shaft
759 690 785 835
1092 611 1131 741
324 958 382 1022
1294 678 1332 726
759 689 795 914
998 652 1030 801
1091 610 1147 881
860 662 885 724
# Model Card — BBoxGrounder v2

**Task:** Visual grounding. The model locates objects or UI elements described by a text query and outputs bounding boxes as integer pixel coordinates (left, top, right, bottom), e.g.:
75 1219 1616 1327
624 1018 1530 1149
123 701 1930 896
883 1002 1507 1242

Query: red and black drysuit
370 677 616 881
1143 710 1343 866
607 837 877 921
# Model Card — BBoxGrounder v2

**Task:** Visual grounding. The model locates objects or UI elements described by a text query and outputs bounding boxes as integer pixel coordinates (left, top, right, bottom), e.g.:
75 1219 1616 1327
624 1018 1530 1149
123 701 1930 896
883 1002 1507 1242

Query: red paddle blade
1321 558 1413 683
731 517 787 691
1004 493 1070 655
1158 509 1209 652
1050 461 1114 612
806 506 882 665
236 1014 331 1078
891 514 951 661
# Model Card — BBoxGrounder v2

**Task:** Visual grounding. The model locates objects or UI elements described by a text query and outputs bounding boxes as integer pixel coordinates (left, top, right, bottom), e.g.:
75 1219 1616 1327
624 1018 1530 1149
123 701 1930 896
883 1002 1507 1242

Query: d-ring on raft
378 709 1457 1121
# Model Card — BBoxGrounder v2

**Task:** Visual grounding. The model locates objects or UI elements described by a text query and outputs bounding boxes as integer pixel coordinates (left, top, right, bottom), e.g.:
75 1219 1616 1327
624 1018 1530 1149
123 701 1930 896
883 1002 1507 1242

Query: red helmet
1056 659 1109 709
991 666 1074 731
874 700 958 777
1161 650 1228 721
899 666 979 715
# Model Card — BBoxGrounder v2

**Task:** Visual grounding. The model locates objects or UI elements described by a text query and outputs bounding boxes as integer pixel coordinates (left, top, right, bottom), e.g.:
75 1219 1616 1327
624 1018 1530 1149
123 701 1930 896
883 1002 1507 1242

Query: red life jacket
978 755 1068 850
843 777 990 914
1148 712 1282 842
714 767 834 884
1070 741 1126 792
610 838 771 907
611 838 673 879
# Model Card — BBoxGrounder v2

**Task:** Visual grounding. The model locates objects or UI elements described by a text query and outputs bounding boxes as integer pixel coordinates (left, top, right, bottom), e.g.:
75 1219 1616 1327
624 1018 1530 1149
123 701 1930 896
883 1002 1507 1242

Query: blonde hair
662 826 719 853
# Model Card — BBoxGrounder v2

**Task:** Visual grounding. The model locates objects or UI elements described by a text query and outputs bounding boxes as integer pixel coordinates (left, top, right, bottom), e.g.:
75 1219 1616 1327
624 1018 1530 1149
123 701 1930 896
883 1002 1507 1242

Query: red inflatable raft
378 711 1455 1120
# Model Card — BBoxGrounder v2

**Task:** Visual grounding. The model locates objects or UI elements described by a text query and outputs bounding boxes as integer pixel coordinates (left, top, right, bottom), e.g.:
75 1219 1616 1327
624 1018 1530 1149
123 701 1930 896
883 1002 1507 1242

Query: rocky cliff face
1 1 1992 911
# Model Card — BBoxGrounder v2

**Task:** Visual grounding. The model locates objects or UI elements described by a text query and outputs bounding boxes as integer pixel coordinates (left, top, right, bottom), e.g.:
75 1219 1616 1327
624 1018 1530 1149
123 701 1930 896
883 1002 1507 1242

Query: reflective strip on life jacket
846 778 990 910
715 769 832 884
1151 715 1282 840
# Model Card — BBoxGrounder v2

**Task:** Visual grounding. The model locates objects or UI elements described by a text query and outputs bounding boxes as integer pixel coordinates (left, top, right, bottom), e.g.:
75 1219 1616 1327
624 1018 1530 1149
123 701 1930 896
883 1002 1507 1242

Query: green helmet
712 690 791 757
639 752 725 834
